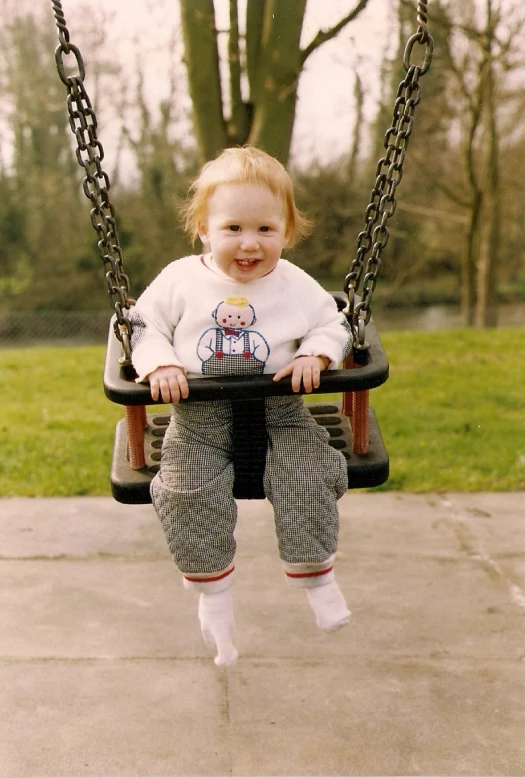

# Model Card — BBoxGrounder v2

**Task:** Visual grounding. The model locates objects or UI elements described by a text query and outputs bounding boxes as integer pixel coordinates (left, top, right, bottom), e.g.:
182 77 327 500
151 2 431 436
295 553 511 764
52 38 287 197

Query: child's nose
240 232 259 250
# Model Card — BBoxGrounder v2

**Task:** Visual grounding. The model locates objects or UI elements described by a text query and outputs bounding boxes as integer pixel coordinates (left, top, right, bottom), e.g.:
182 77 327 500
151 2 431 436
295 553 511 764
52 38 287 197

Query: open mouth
235 259 260 268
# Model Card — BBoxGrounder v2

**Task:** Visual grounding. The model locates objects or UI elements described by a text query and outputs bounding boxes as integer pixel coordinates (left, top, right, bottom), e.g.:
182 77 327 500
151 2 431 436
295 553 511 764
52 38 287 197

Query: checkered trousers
150 396 348 590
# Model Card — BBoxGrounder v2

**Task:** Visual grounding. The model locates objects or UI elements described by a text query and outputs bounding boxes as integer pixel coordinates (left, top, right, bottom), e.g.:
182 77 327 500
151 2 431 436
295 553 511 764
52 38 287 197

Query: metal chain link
51 0 133 361
344 0 434 348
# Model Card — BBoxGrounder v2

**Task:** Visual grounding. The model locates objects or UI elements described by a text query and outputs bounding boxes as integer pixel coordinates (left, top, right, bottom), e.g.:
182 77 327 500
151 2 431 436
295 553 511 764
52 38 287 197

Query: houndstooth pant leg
150 400 237 591
264 397 348 587
151 395 348 590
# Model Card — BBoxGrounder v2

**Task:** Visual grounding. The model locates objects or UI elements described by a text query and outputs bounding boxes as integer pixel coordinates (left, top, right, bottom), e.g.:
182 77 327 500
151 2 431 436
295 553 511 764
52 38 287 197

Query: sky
56 0 395 170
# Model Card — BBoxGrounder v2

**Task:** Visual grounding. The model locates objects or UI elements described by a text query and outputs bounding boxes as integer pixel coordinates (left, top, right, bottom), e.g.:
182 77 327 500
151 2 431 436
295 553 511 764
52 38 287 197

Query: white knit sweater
131 254 351 382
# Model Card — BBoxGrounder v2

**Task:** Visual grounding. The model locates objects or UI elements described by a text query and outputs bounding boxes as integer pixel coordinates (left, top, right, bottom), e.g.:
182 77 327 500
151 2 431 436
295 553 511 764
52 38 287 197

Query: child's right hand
147 365 189 403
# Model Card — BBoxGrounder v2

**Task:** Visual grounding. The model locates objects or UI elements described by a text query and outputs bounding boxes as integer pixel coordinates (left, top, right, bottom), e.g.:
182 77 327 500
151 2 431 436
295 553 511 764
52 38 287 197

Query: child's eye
259 226 270 233
228 225 241 232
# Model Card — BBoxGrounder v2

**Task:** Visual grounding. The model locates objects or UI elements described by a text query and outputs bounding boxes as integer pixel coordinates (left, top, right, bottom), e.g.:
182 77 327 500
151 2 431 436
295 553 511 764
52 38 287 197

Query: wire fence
2 303 524 349
0 311 113 347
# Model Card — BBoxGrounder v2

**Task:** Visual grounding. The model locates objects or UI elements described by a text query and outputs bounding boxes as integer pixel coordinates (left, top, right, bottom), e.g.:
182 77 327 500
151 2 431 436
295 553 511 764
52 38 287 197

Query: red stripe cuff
184 567 235 584
285 566 333 580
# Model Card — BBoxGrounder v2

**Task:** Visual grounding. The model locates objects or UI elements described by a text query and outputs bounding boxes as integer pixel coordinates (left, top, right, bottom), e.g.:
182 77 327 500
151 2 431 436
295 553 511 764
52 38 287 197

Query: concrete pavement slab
228 659 525 777
1 496 167 559
0 560 199 660
1 493 525 776
1 660 231 777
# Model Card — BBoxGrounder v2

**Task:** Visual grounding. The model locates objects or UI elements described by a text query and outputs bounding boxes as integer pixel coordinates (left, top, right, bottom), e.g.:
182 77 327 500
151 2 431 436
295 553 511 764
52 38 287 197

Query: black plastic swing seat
103 306 390 504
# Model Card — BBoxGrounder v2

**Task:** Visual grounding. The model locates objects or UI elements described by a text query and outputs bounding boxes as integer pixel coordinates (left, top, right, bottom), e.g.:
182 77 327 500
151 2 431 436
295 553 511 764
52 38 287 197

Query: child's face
198 182 290 284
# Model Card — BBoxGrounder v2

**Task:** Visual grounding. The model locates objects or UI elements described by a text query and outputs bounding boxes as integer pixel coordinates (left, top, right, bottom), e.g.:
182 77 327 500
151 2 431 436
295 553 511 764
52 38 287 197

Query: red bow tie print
223 328 242 337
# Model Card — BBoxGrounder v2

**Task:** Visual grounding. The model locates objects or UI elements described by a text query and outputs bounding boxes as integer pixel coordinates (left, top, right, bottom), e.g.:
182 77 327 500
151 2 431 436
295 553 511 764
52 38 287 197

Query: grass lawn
1 328 524 496
371 328 525 491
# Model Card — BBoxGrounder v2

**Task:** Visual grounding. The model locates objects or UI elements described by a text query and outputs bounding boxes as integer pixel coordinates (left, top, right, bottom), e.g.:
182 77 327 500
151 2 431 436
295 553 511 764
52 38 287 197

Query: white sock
306 581 351 632
198 590 238 668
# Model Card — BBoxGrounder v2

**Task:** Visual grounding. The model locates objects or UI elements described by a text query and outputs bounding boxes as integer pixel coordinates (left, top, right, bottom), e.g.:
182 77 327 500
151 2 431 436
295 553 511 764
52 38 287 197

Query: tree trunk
461 61 484 327
247 0 307 165
180 0 228 162
245 0 266 102
462 191 481 326
475 0 500 328
347 69 364 181
475 135 499 327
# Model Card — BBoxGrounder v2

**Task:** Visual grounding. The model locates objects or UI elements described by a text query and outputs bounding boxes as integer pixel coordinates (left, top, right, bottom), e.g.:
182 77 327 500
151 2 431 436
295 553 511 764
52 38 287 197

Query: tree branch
300 0 370 66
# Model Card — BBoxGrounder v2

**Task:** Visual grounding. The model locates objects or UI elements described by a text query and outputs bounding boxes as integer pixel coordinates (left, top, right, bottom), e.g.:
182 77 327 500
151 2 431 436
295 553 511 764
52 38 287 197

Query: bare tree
179 0 370 165
443 0 525 326
0 2 123 310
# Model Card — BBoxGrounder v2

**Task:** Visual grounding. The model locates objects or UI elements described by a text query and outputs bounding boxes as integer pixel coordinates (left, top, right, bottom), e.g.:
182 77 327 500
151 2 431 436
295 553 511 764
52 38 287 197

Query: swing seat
103 302 389 504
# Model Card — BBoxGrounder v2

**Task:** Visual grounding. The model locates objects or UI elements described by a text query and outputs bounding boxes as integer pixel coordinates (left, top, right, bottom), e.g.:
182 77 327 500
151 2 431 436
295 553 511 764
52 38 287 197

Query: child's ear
198 222 209 245
283 226 292 248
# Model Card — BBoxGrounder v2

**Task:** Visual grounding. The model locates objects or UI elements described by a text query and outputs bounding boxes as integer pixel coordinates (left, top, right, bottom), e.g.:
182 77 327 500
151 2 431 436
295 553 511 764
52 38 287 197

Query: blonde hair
224 296 249 307
182 145 312 248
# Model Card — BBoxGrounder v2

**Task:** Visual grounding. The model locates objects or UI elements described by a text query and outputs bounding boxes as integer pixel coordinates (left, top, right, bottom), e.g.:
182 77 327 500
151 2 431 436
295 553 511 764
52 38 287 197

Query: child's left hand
273 355 330 393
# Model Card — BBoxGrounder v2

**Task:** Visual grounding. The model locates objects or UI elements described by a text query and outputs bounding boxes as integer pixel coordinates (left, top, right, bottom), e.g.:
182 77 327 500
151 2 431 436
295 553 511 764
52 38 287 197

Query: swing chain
50 0 70 52
51 0 133 362
344 1 434 348
415 0 430 41
404 0 434 75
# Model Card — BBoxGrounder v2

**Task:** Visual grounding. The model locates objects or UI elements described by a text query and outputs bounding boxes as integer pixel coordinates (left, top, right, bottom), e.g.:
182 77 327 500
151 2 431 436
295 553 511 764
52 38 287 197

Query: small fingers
157 377 178 404
149 379 160 402
167 377 181 403
163 374 188 403
149 369 189 403
291 363 304 392
273 359 322 392
311 364 322 390
301 366 320 393
177 373 190 400
294 366 319 393
273 364 292 383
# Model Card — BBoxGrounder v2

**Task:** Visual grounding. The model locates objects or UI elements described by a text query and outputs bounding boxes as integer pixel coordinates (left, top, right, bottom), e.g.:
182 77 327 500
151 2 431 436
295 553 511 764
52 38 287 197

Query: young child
130 145 352 667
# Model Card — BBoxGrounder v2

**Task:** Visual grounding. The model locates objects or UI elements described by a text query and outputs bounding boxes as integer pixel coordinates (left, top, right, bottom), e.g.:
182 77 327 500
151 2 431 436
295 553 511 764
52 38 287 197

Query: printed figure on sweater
197 297 270 376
